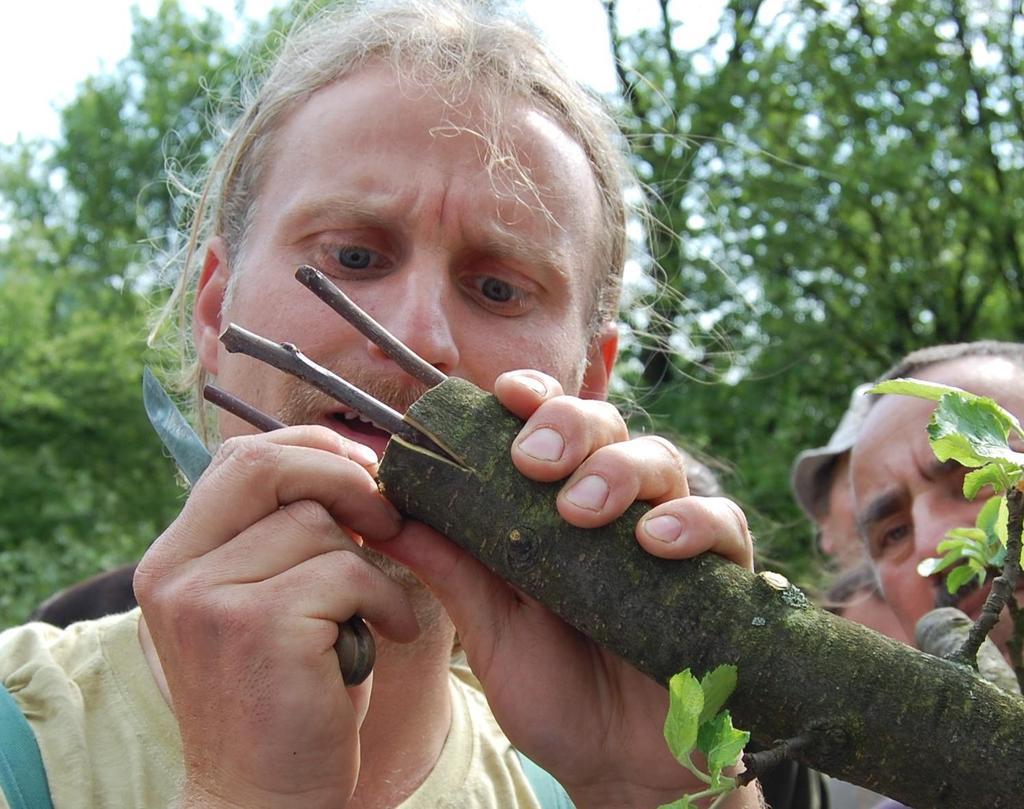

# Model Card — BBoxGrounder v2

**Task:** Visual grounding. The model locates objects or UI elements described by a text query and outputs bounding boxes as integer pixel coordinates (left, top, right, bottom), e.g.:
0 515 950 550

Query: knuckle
588 400 628 435
585 444 633 484
132 558 162 607
645 434 686 471
718 497 752 546
212 434 280 476
279 498 336 535
170 577 256 640
312 548 375 592
535 394 576 421
133 525 187 606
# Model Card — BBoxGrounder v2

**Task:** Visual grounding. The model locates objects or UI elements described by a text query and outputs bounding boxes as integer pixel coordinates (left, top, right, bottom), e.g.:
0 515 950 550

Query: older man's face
850 356 1024 650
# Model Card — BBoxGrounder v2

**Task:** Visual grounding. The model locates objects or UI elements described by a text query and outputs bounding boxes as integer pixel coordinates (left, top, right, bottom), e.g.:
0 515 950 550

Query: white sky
0 0 727 146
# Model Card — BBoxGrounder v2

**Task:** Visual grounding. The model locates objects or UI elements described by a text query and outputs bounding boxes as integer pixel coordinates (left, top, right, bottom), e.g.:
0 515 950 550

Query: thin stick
203 384 286 433
295 265 447 388
221 324 411 437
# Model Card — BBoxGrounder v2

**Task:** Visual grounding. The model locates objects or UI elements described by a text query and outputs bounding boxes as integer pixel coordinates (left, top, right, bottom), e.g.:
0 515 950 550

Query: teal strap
0 684 54 809
516 750 575 809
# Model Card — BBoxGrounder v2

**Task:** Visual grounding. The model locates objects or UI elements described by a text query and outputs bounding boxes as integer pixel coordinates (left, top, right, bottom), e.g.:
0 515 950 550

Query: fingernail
515 373 548 397
348 443 380 467
518 427 564 462
565 475 609 512
383 498 403 524
642 514 683 543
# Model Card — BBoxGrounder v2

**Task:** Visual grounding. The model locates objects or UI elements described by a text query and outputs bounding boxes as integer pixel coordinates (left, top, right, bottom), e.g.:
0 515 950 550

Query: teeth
341 411 374 424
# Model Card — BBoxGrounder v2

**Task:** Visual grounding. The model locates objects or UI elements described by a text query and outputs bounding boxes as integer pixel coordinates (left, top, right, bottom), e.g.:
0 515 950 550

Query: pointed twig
220 323 410 438
219 323 448 459
203 384 286 433
295 265 447 388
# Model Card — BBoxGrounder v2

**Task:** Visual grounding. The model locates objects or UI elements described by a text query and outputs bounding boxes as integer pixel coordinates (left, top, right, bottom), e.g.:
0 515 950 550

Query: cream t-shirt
0 610 544 809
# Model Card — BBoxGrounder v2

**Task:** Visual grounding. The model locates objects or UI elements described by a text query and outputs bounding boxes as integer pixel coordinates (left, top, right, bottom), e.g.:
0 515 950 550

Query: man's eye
467 275 531 312
336 246 376 269
879 524 911 551
480 277 515 302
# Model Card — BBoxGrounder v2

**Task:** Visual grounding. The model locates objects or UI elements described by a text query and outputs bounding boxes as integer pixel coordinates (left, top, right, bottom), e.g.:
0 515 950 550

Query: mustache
933 570 990 610
276 361 431 428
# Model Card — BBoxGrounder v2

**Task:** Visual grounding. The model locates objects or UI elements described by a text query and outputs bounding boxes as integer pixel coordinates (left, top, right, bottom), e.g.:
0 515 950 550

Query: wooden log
377 377 1024 808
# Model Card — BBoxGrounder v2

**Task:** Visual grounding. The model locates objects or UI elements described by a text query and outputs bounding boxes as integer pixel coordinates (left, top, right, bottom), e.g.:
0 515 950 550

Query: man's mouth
325 410 394 456
941 573 1024 620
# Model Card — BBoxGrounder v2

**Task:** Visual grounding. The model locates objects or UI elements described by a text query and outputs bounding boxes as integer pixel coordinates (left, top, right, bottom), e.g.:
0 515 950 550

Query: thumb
366 522 522 670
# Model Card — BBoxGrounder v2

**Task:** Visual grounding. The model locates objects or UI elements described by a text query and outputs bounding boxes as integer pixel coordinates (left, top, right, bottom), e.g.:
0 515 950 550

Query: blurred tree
0 0 287 626
0 259 183 624
604 0 1024 577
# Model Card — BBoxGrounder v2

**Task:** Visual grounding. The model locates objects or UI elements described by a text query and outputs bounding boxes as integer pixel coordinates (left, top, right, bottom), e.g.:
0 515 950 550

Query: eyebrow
477 235 569 282
857 489 905 537
280 195 395 233
923 457 962 481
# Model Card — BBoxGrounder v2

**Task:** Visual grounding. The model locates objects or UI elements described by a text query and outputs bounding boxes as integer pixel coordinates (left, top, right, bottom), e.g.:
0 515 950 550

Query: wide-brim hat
791 383 874 520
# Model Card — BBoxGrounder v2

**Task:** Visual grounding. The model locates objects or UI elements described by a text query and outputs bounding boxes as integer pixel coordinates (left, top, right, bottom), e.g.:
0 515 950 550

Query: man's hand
134 426 417 809
373 370 760 808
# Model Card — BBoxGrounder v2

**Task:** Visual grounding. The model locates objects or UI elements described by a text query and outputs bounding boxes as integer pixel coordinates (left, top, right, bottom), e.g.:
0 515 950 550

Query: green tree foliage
0 262 183 625
604 0 1024 575
0 1 262 626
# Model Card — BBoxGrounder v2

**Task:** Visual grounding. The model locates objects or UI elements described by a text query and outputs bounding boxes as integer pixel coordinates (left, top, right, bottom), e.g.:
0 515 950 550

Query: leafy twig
950 488 1023 668
659 666 749 809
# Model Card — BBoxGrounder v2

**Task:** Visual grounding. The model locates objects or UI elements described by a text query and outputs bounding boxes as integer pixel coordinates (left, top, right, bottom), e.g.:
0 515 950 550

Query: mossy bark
378 378 1024 808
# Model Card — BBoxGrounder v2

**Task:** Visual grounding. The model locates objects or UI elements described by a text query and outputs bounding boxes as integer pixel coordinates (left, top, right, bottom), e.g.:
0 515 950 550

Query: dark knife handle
335 616 375 685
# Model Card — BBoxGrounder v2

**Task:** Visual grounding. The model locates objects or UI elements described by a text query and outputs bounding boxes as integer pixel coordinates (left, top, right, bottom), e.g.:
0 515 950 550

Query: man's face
850 356 1024 649
194 64 614 453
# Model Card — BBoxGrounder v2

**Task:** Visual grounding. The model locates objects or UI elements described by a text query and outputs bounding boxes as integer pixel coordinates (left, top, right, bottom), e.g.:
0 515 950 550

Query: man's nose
912 495 985 565
366 269 460 378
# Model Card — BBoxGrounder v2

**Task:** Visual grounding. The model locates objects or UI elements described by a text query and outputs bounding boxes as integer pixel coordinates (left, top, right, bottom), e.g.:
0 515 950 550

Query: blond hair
152 0 633 432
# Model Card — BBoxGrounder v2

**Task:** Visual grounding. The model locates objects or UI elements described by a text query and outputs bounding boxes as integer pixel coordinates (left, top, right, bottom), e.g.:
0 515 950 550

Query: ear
579 321 618 401
193 237 230 376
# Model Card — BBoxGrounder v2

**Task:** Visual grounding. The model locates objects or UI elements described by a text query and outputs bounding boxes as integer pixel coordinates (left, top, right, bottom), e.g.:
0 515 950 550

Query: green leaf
963 465 1008 500
976 496 1009 548
698 665 738 725
946 563 982 595
941 527 987 544
928 393 1024 468
697 710 750 780
870 378 968 402
917 554 960 578
664 670 704 762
